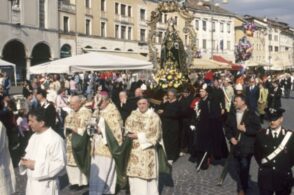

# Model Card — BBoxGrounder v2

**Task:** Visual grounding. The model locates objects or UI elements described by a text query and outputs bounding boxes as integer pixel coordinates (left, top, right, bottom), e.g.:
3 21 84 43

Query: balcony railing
58 1 76 13
114 15 134 24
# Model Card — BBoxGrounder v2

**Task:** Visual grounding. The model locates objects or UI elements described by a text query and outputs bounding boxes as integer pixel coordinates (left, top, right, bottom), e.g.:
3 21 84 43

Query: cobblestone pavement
12 95 294 195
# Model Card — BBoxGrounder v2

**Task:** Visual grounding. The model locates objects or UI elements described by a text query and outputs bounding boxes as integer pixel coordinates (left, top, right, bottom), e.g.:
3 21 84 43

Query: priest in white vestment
0 121 16 195
90 91 123 195
19 110 66 195
64 95 92 190
125 98 162 195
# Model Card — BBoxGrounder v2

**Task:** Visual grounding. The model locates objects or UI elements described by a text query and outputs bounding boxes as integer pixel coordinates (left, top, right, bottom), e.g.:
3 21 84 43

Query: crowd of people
0 69 294 195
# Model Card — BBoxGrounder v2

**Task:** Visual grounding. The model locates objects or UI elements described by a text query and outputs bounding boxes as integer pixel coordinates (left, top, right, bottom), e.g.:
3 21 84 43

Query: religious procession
1 1 294 195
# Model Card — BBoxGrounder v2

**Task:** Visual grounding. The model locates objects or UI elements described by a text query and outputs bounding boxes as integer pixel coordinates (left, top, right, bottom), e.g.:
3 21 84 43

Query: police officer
254 108 294 195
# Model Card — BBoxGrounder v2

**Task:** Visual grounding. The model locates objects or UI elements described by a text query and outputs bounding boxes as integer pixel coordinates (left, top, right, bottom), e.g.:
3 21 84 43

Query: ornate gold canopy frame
147 1 197 72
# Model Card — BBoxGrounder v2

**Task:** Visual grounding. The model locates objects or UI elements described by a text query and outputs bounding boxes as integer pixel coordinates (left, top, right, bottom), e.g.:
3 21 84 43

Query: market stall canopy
82 49 149 61
189 58 231 70
29 52 153 74
212 55 242 71
0 59 17 85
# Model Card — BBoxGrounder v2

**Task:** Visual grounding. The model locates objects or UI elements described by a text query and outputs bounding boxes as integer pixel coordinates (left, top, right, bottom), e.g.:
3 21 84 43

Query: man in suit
36 88 57 134
254 108 294 195
268 81 282 109
225 94 261 195
245 78 259 112
281 76 291 98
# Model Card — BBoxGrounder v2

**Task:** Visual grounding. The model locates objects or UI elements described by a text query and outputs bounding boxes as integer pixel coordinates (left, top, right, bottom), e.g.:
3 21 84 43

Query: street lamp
202 0 229 59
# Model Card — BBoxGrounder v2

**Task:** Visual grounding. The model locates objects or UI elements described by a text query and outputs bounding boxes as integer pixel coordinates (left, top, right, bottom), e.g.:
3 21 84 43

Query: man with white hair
89 91 123 195
64 95 92 191
125 98 162 195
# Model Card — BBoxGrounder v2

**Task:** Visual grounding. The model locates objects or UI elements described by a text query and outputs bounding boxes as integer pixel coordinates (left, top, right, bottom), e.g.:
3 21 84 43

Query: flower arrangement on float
153 65 188 89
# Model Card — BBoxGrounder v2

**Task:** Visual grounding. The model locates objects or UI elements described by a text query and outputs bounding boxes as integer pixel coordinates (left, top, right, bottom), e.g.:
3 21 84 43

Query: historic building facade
0 0 59 80
186 0 235 61
59 0 159 56
241 15 294 69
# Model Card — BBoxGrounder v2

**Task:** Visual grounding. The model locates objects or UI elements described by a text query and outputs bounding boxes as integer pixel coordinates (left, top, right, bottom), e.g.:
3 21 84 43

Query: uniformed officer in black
254 108 294 195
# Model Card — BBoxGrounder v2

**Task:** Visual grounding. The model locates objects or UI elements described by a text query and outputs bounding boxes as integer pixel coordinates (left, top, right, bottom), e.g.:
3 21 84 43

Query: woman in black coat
193 84 228 169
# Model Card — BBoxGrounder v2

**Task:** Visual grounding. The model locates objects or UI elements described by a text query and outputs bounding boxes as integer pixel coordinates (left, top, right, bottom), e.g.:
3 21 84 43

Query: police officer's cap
266 107 285 121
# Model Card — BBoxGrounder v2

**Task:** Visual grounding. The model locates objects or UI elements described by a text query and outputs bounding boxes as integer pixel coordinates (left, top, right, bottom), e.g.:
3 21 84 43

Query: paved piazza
13 94 294 195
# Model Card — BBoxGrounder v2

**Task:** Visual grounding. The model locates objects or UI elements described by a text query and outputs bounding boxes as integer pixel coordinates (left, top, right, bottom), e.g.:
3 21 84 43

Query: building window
158 31 163 43
275 46 279 52
115 2 119 15
85 19 91 35
121 25 126 39
227 23 231 33
12 0 20 9
174 16 178 25
220 40 224 50
63 16 69 32
212 40 216 49
269 45 273 52
159 13 163 23
140 9 145 21
39 0 45 28
140 29 146 42
227 41 231 50
164 14 168 23
115 25 119 38
121 4 126 16
85 0 90 8
202 20 207 31
196 39 199 48
269 34 272 40
274 35 278 41
101 22 106 37
128 27 132 40
220 23 224 32
203 39 207 49
212 21 216 32
128 6 132 17
101 0 106 11
195 20 199 30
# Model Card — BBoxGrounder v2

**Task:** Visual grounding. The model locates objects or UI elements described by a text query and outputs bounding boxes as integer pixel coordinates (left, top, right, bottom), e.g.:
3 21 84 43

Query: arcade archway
60 44 72 58
31 42 51 66
2 40 26 81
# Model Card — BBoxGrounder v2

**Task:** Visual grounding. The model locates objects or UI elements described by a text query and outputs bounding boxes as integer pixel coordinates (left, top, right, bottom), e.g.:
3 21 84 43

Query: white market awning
29 52 153 74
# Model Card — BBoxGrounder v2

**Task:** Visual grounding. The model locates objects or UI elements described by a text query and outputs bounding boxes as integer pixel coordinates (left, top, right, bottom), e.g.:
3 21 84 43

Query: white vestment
125 109 161 195
129 177 158 195
89 155 117 195
66 166 88 186
89 115 119 195
19 128 66 195
0 122 16 195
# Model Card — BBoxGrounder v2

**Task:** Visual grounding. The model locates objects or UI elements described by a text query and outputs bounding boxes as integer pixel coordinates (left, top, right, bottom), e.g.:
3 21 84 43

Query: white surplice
0 122 16 195
19 128 66 195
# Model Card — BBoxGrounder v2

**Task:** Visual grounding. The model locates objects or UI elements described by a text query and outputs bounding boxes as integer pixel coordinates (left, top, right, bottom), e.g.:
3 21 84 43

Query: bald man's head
135 88 143 97
70 95 82 112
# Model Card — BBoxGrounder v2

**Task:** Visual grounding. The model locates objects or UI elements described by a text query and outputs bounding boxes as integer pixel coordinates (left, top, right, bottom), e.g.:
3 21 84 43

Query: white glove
190 125 196 131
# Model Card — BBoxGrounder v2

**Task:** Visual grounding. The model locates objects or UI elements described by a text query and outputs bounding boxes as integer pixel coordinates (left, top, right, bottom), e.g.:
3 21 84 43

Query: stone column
26 57 31 80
